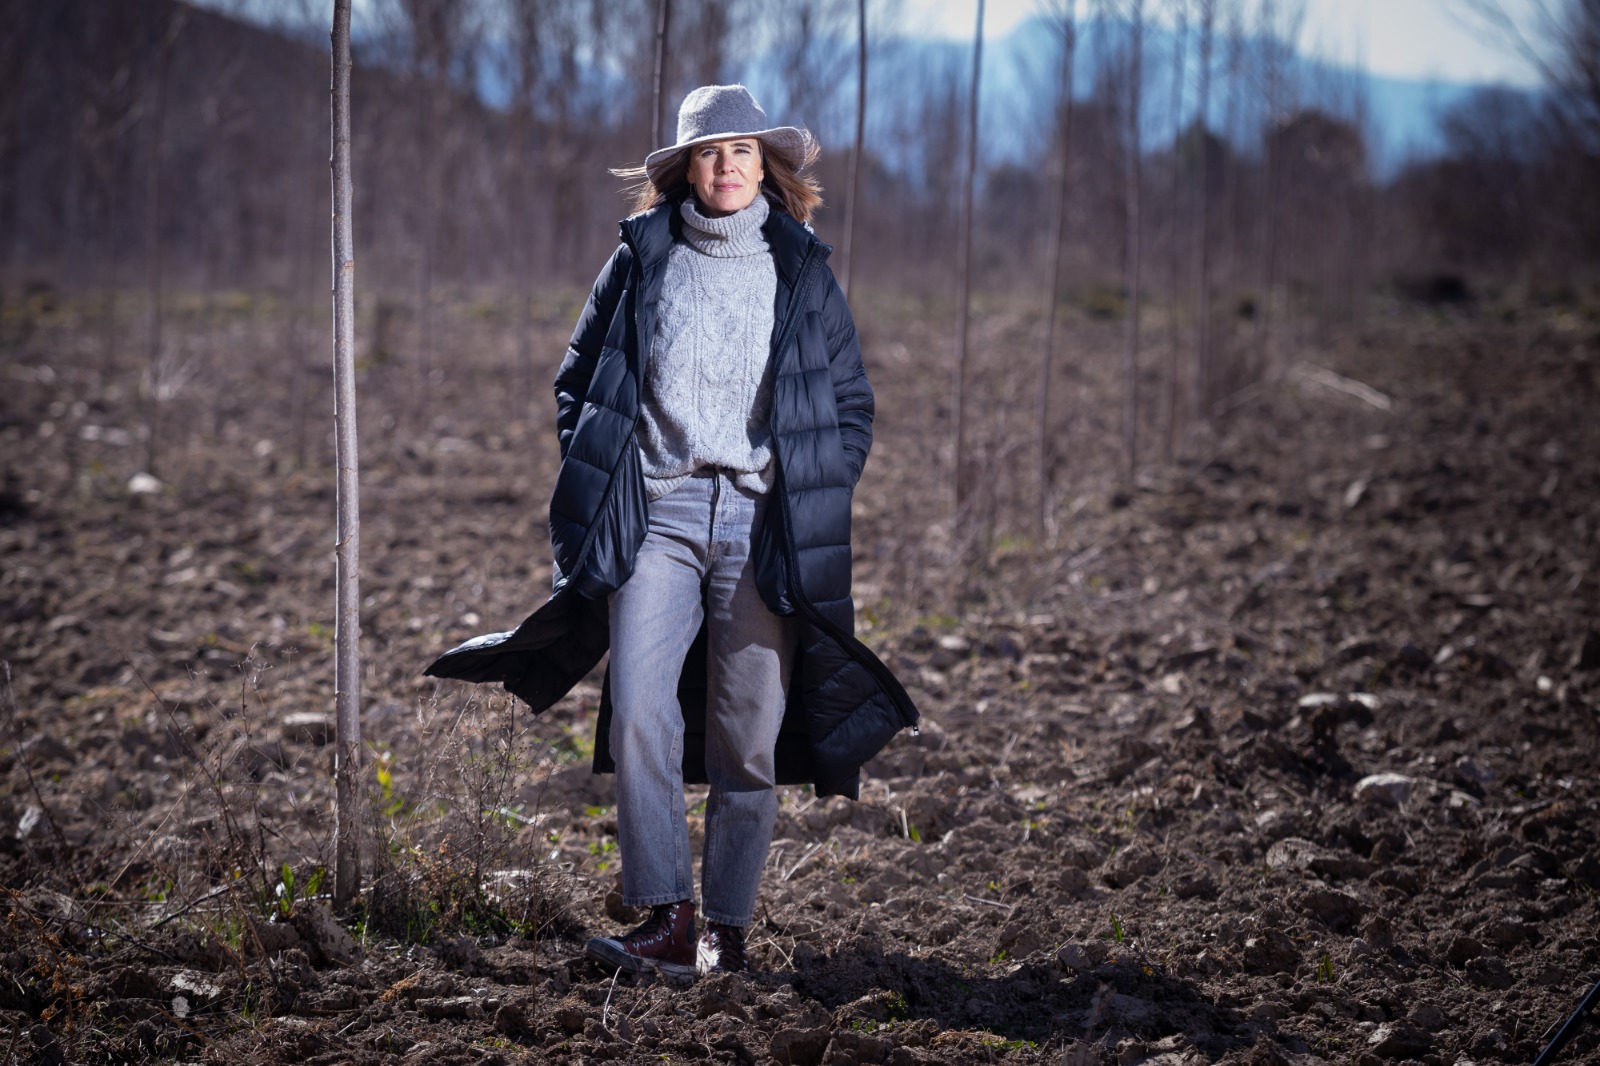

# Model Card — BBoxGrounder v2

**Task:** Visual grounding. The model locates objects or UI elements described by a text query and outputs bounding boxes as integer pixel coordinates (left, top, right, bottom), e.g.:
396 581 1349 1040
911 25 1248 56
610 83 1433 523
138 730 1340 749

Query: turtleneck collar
679 194 770 258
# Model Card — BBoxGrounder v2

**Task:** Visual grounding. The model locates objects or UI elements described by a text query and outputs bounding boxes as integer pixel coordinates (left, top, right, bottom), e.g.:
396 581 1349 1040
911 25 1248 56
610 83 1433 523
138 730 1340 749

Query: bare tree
1161 0 1187 461
0 1 42 282
653 0 671 153
1457 0 1600 270
669 0 744 91
72 2 148 376
767 0 854 191
329 0 363 911
1121 0 1145 485
1036 0 1078 539
1460 0 1600 150
391 0 478 427
142 0 184 478
1217 2 1245 305
1189 0 1216 436
1545 0 1600 149
1254 0 1306 381
840 0 867 300
277 0 333 472
953 0 985 515
505 0 541 424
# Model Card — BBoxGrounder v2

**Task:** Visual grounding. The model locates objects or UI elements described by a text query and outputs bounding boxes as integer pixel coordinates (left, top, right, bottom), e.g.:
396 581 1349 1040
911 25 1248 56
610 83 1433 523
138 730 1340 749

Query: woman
426 85 918 978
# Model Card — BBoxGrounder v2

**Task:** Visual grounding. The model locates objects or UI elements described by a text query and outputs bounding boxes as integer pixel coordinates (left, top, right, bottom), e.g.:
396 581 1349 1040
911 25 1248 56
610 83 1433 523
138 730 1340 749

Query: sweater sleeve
554 244 634 459
821 270 874 485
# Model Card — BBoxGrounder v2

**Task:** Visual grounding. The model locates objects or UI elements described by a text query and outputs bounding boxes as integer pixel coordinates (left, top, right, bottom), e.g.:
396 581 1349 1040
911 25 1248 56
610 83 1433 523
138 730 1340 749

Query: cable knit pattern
638 196 779 501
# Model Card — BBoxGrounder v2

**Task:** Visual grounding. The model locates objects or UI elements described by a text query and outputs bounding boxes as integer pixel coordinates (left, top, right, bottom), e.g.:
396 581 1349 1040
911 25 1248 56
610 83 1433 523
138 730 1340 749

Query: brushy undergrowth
0 652 577 1058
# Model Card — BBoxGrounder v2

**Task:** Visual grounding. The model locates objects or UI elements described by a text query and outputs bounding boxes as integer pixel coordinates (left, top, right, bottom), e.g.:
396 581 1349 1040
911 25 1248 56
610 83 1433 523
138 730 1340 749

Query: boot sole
585 936 697 979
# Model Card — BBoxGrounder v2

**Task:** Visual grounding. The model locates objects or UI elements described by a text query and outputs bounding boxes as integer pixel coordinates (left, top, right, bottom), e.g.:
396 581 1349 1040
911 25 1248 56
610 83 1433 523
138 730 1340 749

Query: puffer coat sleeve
554 244 634 460
547 243 648 597
822 273 874 485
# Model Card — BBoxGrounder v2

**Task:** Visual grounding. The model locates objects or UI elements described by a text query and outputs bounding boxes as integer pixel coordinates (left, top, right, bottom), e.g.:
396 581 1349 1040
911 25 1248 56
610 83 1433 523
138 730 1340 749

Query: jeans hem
624 891 695 909
699 910 751 928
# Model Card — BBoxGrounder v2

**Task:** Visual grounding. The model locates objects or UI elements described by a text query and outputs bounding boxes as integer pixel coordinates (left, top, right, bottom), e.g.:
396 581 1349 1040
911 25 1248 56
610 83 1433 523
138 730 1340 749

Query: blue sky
221 0 1546 88
903 0 1544 87
205 0 1548 172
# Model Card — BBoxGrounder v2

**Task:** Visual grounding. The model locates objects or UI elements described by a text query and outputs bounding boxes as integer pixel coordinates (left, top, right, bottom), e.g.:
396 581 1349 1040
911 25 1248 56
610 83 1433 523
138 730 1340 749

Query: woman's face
687 138 764 217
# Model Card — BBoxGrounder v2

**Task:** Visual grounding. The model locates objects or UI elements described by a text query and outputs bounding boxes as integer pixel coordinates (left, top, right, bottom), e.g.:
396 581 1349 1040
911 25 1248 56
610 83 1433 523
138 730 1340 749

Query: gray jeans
606 469 797 926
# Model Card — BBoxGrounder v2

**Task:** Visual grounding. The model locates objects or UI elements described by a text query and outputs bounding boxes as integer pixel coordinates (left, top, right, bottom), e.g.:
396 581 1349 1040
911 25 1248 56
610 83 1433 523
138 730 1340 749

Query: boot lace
622 903 681 951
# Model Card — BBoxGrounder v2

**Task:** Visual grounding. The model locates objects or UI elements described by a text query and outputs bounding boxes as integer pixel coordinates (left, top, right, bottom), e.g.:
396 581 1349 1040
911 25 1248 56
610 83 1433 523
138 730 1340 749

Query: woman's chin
699 192 754 217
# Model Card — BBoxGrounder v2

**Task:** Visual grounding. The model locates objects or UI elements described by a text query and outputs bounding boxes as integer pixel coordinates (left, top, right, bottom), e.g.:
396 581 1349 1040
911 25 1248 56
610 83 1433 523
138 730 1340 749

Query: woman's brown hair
612 136 824 223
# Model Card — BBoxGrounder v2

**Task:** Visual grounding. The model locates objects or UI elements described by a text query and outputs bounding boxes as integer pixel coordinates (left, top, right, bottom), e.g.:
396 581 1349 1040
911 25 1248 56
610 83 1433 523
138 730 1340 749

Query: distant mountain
204 1 1539 182
737 14 1540 181
1361 75 1500 175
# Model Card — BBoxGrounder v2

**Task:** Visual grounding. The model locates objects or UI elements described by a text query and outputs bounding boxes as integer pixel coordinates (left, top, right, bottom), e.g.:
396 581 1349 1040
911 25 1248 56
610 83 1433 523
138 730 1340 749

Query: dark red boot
585 900 697 977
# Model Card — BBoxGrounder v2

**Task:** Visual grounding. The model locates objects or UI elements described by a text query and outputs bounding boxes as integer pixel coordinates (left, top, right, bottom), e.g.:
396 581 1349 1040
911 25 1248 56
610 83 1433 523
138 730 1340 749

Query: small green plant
588 839 618 871
985 1037 1039 1051
375 751 404 817
273 862 325 917
1317 952 1335 983
550 722 595 763
1110 912 1125 944
138 876 174 903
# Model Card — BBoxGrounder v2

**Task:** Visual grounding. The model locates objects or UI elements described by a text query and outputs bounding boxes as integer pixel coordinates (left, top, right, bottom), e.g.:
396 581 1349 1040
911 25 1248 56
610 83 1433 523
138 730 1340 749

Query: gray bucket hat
644 84 813 185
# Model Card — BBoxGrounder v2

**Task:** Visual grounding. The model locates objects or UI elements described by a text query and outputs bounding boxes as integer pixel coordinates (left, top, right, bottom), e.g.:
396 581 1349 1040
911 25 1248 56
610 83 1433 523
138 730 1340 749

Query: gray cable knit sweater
637 195 779 501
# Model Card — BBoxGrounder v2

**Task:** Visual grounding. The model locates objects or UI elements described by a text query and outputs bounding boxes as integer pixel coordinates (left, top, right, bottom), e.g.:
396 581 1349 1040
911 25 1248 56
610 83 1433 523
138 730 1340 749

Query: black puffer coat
424 197 918 799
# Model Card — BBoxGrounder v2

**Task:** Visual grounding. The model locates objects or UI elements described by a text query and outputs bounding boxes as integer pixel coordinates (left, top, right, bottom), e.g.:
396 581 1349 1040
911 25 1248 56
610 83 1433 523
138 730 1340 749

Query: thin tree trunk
0 17 24 285
841 0 867 301
409 5 444 432
1122 0 1144 486
1217 6 1242 359
1258 0 1299 384
1162 0 1186 462
143 1 176 477
329 0 363 912
416 106 436 430
510 2 537 428
953 0 984 515
1036 1 1076 540
653 0 671 153
1190 0 1214 435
